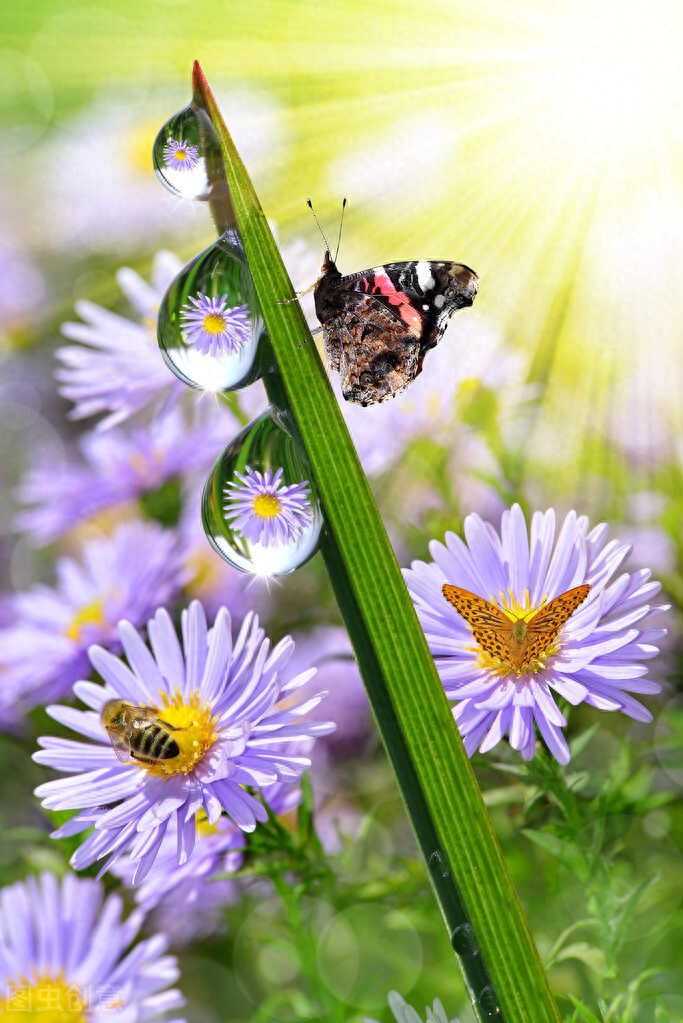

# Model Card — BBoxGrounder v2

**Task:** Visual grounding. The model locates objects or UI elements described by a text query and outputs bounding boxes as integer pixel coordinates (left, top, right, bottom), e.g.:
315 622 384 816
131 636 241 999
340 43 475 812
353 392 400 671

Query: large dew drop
202 407 324 576
153 104 218 201
158 232 265 392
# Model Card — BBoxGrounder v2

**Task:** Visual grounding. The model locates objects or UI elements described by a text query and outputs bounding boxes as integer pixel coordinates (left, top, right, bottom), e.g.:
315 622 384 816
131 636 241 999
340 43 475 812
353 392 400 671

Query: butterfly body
314 252 479 406
441 583 590 673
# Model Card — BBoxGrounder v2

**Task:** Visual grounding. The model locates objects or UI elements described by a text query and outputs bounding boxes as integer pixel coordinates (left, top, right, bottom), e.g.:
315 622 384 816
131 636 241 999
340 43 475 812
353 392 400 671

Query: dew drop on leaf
202 407 324 576
157 232 265 391
478 984 503 1019
152 104 218 201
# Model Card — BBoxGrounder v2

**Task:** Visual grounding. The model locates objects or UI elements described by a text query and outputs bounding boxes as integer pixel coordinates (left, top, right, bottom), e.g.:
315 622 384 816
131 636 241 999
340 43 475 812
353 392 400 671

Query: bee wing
105 729 134 764
136 706 181 732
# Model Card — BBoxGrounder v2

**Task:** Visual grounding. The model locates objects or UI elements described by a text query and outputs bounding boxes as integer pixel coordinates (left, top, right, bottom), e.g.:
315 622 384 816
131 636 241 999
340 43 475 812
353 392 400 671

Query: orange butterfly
441 583 590 672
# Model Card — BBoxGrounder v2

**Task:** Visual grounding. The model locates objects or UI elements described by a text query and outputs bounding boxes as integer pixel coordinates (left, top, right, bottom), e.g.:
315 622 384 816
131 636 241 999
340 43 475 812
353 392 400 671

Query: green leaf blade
191 60 562 1023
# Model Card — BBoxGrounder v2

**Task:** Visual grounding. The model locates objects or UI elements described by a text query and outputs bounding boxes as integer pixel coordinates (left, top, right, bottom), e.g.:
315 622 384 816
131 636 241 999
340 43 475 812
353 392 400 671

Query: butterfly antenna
307 199 332 255
333 197 347 262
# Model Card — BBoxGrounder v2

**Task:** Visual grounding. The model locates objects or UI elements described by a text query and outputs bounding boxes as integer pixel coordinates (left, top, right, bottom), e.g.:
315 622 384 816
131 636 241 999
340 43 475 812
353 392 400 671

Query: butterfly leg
277 282 317 305
297 325 324 349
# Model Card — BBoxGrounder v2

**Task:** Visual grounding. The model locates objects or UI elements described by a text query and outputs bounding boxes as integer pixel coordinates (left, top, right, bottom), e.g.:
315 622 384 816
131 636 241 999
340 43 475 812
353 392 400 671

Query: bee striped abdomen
135 723 179 760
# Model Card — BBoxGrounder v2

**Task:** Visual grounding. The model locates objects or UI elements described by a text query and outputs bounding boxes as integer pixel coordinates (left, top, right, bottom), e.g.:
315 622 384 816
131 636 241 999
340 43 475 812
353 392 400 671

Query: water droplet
153 104 220 201
158 232 265 392
202 407 324 576
478 984 503 1018
428 849 450 880
451 922 480 959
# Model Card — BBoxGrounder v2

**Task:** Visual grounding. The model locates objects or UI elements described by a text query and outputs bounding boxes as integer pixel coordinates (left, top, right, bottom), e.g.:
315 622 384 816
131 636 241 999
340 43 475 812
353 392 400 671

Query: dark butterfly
313 252 479 405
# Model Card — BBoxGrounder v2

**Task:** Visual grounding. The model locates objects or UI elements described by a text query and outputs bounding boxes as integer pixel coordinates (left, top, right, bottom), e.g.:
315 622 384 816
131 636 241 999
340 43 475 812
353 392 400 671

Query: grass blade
192 60 562 1023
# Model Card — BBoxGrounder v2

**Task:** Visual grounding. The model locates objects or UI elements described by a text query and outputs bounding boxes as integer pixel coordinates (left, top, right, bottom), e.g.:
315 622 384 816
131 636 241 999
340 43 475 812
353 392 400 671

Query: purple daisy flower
179 292 251 357
0 521 184 720
114 767 306 945
34 601 335 883
162 138 200 172
403 504 667 765
0 871 184 1022
117 816 244 945
287 627 370 757
57 250 185 430
16 405 232 547
224 466 313 548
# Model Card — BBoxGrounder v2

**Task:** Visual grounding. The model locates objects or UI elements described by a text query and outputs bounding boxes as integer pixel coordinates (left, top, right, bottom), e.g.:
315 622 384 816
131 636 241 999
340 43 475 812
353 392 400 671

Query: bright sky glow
23 0 683 493
334 0 683 481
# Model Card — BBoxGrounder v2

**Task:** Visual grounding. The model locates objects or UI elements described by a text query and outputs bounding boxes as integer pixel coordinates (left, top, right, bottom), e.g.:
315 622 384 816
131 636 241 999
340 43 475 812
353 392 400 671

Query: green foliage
162 715 683 1023
473 724 683 1020
139 477 183 526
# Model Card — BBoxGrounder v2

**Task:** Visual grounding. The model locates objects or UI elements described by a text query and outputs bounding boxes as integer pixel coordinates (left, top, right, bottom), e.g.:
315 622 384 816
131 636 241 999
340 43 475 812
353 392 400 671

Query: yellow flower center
65 599 106 642
474 643 557 679
184 549 218 595
252 493 281 519
175 147 188 161
128 452 147 474
2 974 86 1022
196 815 220 839
202 313 227 335
497 588 535 620
139 689 218 778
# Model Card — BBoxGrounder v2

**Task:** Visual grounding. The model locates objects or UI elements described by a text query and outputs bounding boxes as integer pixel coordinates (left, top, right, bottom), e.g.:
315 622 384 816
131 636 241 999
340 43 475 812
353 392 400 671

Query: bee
101 699 182 765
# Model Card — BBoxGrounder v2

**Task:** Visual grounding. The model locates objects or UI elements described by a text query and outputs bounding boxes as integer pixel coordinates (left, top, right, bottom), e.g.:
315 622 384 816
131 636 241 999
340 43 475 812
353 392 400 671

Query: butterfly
441 583 590 671
314 253 479 406
297 201 478 406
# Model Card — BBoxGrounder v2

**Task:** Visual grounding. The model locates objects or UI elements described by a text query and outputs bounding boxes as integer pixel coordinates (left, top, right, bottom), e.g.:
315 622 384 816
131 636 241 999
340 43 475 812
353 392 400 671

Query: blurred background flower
0 871 185 1022
56 249 185 429
0 520 184 720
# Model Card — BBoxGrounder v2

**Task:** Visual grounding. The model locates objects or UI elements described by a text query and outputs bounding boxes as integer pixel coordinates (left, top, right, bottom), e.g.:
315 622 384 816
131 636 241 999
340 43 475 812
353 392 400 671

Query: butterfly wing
315 258 478 406
442 584 516 662
524 584 590 661
443 583 590 672
343 261 479 351
323 291 421 404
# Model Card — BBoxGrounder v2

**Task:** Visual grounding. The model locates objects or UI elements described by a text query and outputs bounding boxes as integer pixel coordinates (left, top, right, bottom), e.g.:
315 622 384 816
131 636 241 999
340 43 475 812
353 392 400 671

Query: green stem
269 873 342 1019
191 60 562 1023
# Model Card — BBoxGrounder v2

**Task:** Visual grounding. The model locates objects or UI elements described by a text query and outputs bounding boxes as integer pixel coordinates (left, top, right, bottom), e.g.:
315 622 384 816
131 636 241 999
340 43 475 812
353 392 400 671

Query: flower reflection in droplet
180 292 250 357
